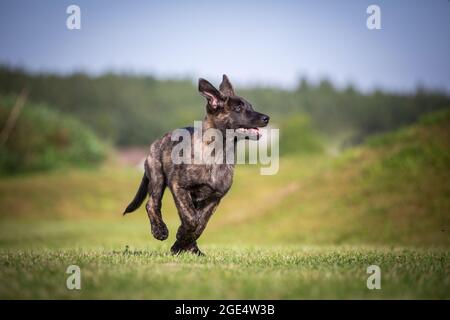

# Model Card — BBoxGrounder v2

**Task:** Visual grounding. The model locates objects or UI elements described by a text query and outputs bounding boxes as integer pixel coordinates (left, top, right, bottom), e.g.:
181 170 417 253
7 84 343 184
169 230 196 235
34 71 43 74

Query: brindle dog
123 75 270 255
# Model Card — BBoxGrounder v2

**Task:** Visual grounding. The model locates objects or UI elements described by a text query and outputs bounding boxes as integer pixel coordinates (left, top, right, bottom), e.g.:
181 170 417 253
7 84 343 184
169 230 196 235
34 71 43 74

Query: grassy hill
0 110 448 298
209 109 450 247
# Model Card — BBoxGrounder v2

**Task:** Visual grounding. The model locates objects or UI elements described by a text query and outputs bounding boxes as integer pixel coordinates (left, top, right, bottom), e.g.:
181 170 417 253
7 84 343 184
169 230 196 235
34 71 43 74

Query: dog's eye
235 105 243 112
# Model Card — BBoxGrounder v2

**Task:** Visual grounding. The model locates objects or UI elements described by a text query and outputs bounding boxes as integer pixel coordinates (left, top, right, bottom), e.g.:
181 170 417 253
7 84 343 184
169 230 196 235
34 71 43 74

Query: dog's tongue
236 127 260 137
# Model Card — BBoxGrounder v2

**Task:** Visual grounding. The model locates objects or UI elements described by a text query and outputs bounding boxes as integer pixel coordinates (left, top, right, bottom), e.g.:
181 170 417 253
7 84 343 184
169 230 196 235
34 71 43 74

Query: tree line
1 65 449 150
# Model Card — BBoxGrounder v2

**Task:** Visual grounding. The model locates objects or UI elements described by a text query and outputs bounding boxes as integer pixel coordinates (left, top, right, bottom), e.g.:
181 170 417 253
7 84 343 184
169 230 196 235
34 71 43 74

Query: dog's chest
190 164 233 196
209 164 233 190
179 163 234 197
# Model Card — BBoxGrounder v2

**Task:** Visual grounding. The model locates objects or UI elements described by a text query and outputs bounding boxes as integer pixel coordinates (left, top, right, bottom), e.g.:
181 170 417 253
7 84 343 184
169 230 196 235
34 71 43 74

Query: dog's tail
123 174 149 215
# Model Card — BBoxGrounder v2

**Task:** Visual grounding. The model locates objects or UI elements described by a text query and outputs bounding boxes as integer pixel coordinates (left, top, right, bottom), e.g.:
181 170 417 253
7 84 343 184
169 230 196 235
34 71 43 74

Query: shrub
279 114 324 155
0 95 107 175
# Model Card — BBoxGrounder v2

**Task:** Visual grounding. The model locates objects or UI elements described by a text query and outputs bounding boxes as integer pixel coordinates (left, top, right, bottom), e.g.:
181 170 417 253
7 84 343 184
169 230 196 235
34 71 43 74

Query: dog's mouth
235 127 262 140
236 127 259 135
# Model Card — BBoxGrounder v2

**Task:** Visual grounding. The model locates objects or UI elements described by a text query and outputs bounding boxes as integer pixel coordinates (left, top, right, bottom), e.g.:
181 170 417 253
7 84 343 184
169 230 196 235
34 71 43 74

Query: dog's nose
261 115 270 124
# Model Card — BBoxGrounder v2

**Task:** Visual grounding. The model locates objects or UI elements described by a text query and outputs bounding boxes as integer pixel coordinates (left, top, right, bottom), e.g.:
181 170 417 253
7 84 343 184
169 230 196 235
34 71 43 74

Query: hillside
208 110 450 246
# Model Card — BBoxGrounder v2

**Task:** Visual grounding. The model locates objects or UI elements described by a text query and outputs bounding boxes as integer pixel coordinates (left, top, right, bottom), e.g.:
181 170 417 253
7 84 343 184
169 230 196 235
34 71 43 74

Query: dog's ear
219 74 235 96
199 78 224 110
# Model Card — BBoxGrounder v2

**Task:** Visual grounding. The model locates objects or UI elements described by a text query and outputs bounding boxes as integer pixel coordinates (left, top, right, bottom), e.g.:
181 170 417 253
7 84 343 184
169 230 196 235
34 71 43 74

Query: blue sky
0 0 449 91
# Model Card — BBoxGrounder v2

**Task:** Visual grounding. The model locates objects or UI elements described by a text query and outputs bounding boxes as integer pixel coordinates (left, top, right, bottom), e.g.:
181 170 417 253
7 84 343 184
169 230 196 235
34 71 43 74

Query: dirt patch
116 147 148 167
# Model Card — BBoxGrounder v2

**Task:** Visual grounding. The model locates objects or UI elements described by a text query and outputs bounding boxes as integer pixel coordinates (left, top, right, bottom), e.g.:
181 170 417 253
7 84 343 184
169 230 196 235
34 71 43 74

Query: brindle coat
123 75 269 255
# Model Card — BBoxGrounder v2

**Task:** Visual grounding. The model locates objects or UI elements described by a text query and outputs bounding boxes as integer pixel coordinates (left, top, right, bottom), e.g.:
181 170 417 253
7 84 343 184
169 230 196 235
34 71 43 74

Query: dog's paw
188 245 205 256
170 242 204 256
170 244 182 255
151 222 169 241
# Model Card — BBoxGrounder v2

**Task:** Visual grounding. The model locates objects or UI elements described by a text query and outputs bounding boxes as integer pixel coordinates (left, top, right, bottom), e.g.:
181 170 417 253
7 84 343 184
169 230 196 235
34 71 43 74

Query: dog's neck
202 114 228 142
202 114 224 132
200 115 236 165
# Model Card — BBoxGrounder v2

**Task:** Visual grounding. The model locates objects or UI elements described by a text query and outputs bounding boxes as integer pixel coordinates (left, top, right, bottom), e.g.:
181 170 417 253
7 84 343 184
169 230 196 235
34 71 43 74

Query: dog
123 75 270 255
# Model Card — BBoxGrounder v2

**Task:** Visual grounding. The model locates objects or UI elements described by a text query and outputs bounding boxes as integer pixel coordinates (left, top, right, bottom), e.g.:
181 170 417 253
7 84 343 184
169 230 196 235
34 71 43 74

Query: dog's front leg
169 183 200 253
172 197 220 255
191 199 220 241
169 184 220 254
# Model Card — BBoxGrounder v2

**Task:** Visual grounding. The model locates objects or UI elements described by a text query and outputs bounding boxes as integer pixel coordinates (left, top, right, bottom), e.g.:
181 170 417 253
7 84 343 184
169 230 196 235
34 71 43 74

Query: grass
1 246 448 299
0 110 449 299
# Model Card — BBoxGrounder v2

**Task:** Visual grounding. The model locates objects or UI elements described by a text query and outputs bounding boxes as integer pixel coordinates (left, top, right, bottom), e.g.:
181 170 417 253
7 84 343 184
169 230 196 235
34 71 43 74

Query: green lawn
1 245 448 299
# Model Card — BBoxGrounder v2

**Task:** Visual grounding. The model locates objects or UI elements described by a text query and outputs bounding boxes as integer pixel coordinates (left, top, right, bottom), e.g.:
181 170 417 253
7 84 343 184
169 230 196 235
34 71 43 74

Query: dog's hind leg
145 154 169 241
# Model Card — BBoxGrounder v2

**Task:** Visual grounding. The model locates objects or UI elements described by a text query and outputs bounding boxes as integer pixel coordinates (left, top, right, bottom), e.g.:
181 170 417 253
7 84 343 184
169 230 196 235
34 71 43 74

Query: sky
0 0 449 92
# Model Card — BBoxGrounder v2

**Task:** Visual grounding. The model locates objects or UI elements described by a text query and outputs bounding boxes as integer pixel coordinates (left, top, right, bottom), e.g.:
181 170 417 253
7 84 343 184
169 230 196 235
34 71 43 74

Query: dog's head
199 75 270 140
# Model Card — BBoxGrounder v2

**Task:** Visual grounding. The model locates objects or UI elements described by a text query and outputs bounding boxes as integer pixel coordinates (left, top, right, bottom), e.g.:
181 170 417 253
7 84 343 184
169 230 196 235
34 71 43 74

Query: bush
0 95 107 175
279 114 324 155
